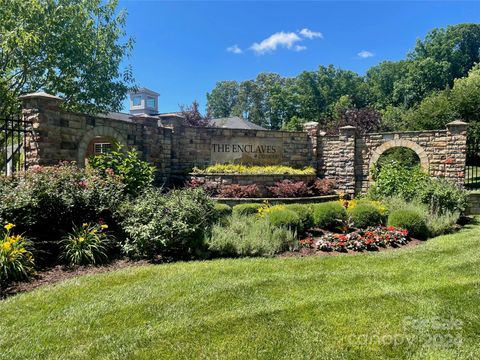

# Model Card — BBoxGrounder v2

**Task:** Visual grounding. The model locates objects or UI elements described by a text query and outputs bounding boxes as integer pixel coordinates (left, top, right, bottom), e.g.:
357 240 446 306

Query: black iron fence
465 134 480 189
1 115 32 176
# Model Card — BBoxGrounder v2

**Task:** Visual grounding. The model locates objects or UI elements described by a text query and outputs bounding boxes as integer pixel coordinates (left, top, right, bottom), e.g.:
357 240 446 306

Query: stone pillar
338 125 356 196
446 120 468 186
20 92 64 167
303 122 320 172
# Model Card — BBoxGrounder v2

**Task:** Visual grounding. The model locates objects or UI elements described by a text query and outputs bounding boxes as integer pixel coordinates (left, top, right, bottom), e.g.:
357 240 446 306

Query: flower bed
299 226 410 253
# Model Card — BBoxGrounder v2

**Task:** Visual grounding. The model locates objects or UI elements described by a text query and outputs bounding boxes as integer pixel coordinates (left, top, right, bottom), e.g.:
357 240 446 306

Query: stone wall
466 193 480 215
20 92 468 194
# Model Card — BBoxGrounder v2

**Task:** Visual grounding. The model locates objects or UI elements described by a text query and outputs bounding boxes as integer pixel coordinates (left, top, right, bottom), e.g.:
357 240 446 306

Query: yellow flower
82 223 88 228
4 223 15 231
2 242 12 251
101 224 108 229
78 237 85 243
92 229 97 234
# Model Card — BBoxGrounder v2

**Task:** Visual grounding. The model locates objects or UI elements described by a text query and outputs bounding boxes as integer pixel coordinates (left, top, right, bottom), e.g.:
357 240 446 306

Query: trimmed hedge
268 208 302 234
286 204 314 231
388 209 429 239
313 202 347 230
349 203 384 229
232 203 263 216
213 203 232 220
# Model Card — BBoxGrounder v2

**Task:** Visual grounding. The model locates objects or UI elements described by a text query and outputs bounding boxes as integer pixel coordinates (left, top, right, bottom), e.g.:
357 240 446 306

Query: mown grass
1 222 479 359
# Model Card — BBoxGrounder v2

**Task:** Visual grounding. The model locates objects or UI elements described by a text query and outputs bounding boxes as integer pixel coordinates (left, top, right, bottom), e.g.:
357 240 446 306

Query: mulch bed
1 259 150 299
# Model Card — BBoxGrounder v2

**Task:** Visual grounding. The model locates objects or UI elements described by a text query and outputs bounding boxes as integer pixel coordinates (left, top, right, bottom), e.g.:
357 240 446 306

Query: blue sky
119 1 480 113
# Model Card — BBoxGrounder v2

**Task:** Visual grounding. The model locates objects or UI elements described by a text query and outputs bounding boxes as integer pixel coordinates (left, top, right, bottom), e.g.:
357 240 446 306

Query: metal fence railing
1 115 32 176
465 135 480 189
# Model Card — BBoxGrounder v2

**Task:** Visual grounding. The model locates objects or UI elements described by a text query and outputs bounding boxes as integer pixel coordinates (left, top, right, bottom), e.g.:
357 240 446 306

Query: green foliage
207 215 297 257
369 162 429 202
0 0 134 116
388 209 429 239
0 224 35 288
376 147 420 169
267 208 302 234
120 188 215 259
312 202 347 230
192 164 315 175
232 203 263 217
0 163 125 259
213 203 232 221
60 223 110 266
349 203 384 229
89 146 155 196
415 178 467 214
285 204 314 230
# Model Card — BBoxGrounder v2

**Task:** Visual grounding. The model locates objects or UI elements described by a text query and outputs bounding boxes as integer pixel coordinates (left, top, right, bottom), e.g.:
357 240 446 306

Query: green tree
0 0 134 116
410 23 480 82
206 80 239 118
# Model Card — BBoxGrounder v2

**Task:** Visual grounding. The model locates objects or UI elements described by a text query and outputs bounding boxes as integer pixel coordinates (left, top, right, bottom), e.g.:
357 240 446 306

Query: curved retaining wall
214 194 339 207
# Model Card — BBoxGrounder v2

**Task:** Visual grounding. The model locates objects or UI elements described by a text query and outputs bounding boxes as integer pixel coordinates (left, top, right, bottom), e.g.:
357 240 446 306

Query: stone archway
77 126 127 167
369 139 430 179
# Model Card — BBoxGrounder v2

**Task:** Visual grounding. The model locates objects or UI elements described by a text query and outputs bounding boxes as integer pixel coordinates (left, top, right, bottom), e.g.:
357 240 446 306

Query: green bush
349 203 384 229
268 208 302 234
0 163 125 263
369 161 467 214
313 202 347 230
388 209 429 239
232 203 263 216
0 224 35 288
60 223 111 266
207 216 296 257
120 188 215 259
286 204 314 230
213 203 232 221
89 145 155 196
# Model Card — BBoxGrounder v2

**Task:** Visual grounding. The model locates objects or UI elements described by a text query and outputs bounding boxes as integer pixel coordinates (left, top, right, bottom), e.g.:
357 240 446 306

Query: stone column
20 92 64 167
338 125 356 196
446 120 468 186
303 122 320 173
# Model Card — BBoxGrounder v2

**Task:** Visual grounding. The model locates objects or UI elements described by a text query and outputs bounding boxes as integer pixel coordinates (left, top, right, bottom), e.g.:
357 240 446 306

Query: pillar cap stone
19 92 63 101
446 120 467 126
339 125 356 136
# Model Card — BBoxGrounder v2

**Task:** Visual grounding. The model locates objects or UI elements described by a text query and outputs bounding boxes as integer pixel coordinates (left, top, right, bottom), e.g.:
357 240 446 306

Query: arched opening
376 147 420 170
368 139 429 182
77 126 127 167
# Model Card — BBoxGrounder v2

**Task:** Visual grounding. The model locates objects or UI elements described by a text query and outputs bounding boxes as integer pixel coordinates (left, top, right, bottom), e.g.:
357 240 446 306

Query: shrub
313 202 347 230
267 208 302 234
416 178 467 214
60 223 111 266
349 203 384 229
232 203 263 216
185 178 218 196
268 180 312 198
286 204 314 230
425 211 460 237
88 145 155 196
192 164 316 175
207 216 296 257
0 223 35 288
311 178 336 195
217 184 261 198
0 163 125 262
213 203 232 220
120 188 215 259
388 209 429 239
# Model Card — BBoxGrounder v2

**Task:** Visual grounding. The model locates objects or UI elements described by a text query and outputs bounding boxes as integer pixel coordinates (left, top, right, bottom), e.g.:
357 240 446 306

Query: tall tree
206 80 239 118
410 23 480 82
0 0 134 116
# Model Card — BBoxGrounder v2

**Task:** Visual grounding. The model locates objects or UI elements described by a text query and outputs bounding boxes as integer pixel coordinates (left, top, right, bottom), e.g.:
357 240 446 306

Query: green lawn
1 224 480 360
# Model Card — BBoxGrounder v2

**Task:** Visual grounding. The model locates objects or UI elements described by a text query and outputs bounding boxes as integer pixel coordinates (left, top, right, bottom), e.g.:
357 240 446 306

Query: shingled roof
209 116 266 130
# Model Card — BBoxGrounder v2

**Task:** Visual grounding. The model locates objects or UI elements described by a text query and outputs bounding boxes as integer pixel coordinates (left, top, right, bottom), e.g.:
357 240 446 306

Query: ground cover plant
0 221 478 359
191 164 316 175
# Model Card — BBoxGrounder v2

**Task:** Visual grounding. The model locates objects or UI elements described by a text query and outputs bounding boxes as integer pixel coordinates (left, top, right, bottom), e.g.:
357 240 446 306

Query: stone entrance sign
210 137 283 165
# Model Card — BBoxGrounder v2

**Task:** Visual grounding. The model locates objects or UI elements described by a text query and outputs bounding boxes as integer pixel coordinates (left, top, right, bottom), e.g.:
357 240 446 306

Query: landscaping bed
214 194 338 207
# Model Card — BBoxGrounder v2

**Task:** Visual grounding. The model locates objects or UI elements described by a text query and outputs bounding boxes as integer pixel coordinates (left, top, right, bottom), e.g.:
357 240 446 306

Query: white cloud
250 31 302 55
299 28 323 39
358 50 374 58
226 44 243 54
294 45 307 52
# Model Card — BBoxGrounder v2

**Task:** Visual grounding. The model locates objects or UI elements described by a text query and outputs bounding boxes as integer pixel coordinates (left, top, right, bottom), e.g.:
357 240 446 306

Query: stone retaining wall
20 93 469 194
466 193 480 215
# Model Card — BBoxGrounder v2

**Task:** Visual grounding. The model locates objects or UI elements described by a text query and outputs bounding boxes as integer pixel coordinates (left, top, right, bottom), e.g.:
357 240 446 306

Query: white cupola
129 87 160 115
